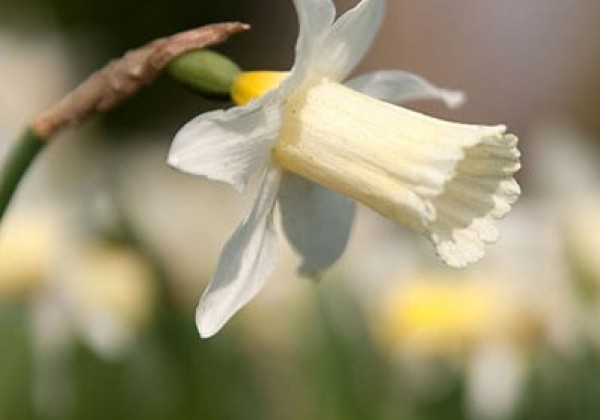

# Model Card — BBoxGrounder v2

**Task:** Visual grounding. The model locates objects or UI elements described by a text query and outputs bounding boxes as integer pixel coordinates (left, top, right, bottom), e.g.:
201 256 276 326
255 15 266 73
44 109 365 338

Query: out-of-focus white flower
466 342 526 420
168 0 520 338
57 243 156 357
372 271 538 420
0 209 157 419
0 209 156 357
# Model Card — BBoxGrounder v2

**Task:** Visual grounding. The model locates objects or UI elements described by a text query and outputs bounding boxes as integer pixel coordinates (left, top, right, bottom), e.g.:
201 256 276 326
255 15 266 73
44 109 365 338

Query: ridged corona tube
273 79 520 265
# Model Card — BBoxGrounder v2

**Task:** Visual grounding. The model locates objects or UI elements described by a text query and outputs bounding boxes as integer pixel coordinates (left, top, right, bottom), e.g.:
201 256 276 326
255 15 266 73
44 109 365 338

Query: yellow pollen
231 71 287 105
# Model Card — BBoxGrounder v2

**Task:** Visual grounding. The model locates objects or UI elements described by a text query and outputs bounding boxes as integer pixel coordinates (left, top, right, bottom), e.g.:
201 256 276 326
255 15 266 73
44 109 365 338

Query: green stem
0 128 46 218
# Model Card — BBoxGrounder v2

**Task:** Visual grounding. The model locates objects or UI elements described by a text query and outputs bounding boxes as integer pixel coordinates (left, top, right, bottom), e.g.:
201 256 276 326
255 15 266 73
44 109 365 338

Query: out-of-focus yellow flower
0 209 157 357
0 214 59 298
374 271 539 420
376 273 528 358
59 243 156 357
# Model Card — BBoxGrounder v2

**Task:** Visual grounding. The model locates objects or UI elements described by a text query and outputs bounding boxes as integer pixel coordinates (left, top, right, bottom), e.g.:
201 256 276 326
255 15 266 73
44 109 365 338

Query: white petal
168 94 281 193
315 0 385 81
467 343 525 420
281 0 336 97
346 70 465 108
426 130 521 267
195 164 282 338
279 174 355 278
292 0 335 64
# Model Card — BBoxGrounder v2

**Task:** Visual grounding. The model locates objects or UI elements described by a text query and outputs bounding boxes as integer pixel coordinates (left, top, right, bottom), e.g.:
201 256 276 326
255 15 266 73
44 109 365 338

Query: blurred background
2 0 600 419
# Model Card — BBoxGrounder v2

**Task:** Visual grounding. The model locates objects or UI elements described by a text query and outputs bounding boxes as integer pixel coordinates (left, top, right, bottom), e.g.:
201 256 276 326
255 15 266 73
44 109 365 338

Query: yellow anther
231 71 287 105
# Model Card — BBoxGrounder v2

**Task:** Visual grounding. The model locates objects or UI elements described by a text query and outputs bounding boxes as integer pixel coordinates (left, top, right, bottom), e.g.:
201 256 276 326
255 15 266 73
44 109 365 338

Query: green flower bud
167 50 242 98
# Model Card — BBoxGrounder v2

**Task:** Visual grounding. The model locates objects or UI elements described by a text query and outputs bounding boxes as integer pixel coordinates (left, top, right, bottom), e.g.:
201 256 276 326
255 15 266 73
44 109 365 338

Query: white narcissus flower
57 243 156 358
168 0 521 338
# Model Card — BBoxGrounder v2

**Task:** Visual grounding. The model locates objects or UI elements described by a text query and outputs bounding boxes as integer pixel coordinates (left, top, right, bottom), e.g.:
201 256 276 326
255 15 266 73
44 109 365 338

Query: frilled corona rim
427 131 521 267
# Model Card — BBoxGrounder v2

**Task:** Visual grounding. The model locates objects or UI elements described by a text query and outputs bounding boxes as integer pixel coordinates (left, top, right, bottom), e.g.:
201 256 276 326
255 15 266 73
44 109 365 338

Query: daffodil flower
168 0 521 337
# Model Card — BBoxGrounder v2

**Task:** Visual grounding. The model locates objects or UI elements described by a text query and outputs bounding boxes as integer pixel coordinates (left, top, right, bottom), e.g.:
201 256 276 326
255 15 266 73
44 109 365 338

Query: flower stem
0 128 46 218
0 23 249 223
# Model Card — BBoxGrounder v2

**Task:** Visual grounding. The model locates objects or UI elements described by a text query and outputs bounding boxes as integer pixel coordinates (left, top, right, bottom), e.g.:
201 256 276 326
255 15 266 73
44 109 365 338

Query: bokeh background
2 0 600 419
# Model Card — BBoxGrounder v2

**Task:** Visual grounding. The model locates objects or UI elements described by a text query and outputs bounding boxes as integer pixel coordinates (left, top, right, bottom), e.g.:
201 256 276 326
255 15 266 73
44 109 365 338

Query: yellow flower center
231 71 288 105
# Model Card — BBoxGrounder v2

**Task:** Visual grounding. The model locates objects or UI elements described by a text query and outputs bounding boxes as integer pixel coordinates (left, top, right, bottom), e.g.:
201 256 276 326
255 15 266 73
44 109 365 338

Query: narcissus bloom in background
58 242 156 357
374 272 532 420
0 211 156 357
168 0 521 337
0 213 58 298
376 276 522 357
